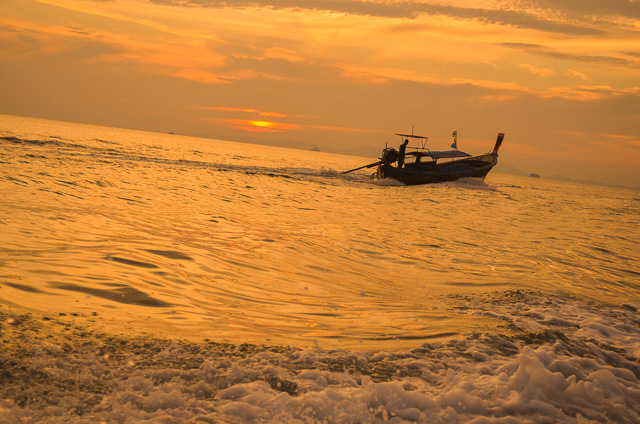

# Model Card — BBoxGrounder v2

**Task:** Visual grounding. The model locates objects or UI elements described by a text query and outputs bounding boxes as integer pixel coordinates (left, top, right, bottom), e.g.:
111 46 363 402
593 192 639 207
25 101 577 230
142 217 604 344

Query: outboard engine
380 147 399 165
373 147 399 180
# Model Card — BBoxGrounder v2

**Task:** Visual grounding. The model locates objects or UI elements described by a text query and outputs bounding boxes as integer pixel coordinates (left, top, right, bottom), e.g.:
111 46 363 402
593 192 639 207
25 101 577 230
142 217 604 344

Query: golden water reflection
1 116 639 350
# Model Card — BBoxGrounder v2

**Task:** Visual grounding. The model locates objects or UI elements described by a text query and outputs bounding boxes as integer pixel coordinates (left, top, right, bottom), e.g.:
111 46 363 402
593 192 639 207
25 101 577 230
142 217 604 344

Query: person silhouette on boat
397 138 409 168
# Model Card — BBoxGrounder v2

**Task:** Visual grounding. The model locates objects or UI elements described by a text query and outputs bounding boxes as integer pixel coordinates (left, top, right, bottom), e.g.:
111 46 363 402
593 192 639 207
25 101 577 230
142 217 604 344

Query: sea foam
2 291 639 423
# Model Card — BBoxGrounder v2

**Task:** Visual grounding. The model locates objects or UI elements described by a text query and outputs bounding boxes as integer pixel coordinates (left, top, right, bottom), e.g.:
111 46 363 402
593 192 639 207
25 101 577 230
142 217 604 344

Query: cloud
501 42 640 69
475 94 518 102
336 62 640 102
539 85 640 101
148 0 609 35
518 63 554 76
192 102 386 135
209 118 378 134
5 1 636 106
337 63 526 91
194 106 288 118
602 133 640 149
213 118 300 132
79 35 235 83
566 69 591 82
558 131 640 167
0 11 237 84
195 105 376 134
502 0 640 20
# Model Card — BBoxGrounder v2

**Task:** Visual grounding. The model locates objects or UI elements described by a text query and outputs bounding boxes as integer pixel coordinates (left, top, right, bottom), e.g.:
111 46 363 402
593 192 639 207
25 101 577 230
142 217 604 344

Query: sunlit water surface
3 115 640 423
1 114 638 351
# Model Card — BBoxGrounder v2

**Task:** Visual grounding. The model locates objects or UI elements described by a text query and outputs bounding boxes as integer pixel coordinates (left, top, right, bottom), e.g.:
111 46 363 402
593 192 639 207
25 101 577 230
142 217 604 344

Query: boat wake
1 134 500 191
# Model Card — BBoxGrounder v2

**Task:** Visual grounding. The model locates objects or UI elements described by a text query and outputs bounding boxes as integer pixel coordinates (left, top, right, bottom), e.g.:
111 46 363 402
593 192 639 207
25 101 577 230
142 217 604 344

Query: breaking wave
2 291 640 423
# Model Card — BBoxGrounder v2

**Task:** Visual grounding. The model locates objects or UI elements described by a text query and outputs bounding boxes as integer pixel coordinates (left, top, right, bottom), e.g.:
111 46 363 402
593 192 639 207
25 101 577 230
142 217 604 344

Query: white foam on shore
2 291 640 423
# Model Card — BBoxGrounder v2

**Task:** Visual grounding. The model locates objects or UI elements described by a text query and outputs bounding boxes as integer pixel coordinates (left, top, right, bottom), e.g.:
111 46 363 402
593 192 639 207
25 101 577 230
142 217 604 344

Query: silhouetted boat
342 131 504 186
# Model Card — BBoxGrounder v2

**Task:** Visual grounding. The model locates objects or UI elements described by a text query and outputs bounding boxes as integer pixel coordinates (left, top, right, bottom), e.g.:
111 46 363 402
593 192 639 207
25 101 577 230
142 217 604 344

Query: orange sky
1 0 639 186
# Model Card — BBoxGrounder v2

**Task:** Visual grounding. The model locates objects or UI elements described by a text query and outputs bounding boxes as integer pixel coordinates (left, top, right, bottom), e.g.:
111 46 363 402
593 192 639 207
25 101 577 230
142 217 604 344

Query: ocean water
1 114 639 423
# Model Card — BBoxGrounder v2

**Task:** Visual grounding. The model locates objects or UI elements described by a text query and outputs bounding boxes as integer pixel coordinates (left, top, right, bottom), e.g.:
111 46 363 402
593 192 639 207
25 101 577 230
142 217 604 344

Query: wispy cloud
194 106 288 118
518 63 554 77
4 0 637 103
148 0 639 35
501 42 640 69
503 0 640 21
213 118 300 132
567 69 591 82
197 106 375 134
559 130 640 166
602 133 640 149
337 63 638 102
213 119 381 134
0 16 235 84
337 63 526 91
540 85 640 101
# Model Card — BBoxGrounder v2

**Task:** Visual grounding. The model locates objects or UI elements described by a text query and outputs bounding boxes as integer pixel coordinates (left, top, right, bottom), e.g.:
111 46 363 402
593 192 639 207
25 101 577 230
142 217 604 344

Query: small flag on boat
451 130 458 149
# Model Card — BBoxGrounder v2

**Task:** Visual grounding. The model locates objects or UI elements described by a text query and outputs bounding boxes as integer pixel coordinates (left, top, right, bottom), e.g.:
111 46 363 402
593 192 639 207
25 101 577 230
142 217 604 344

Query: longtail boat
343 131 504 186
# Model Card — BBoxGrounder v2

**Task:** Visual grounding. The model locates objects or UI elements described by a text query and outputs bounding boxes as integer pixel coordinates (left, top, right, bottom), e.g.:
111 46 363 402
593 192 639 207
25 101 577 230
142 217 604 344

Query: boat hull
376 153 498 186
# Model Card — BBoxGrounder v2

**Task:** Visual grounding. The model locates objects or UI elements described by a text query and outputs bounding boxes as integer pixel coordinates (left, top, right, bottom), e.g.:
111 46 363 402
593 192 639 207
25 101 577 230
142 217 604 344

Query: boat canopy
395 132 471 160
395 133 428 140
407 150 472 159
